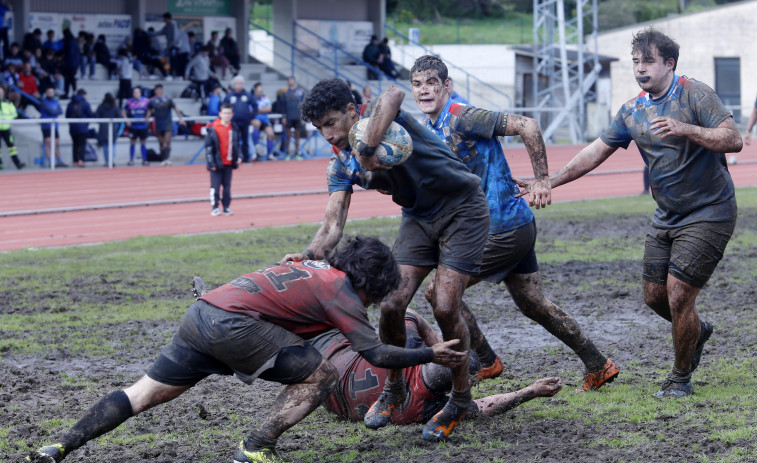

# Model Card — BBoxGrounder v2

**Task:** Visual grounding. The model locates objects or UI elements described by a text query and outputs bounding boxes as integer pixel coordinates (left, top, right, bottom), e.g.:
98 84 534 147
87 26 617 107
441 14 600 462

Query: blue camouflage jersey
327 104 481 221
425 98 533 234
601 75 736 228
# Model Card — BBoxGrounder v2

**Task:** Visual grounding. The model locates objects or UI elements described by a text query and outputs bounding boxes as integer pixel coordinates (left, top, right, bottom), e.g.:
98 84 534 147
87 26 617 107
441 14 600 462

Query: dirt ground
3 208 756 462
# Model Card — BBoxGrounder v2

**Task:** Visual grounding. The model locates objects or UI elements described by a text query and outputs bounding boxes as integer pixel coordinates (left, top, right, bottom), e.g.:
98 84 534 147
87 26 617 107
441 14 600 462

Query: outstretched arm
355 87 404 171
407 309 443 346
745 107 757 145
650 116 742 153
470 377 562 418
501 114 550 209
280 190 351 263
549 138 617 189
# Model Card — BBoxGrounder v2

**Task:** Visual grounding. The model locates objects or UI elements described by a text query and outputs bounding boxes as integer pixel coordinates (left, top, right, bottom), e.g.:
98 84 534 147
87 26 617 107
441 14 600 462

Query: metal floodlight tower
532 0 601 143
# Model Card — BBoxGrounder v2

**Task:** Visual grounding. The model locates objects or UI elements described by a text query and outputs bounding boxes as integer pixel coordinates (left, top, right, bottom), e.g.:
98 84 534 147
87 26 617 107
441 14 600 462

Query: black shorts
478 220 539 283
255 119 270 130
642 219 736 289
285 119 301 130
147 300 322 386
130 128 149 140
393 189 489 276
41 127 60 139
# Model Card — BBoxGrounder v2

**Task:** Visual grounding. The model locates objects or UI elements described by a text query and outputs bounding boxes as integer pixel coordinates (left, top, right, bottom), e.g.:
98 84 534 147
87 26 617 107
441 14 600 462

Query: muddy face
632 45 674 99
311 106 358 150
410 69 449 121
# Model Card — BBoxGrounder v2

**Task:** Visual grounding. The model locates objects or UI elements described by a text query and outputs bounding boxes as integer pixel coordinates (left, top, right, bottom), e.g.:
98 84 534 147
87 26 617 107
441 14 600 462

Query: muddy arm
280 190 351 263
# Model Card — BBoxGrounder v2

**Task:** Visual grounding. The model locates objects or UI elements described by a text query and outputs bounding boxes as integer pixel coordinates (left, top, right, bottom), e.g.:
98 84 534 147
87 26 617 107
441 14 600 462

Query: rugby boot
363 383 406 429
233 441 282 463
653 379 694 399
575 359 619 393
690 321 714 373
191 276 208 298
472 356 503 384
26 443 66 462
421 402 468 442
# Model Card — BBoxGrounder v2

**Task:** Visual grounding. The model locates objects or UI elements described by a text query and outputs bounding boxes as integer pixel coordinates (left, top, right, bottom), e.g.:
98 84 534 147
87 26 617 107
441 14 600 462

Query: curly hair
327 236 400 304
300 78 355 123
631 27 680 71
410 55 448 82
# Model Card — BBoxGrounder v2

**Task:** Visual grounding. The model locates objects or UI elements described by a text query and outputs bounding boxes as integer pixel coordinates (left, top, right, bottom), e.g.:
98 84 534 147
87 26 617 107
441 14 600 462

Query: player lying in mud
28 237 466 463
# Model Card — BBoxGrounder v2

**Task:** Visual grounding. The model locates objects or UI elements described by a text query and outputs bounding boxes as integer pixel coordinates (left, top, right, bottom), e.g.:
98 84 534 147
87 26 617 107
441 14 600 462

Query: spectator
251 82 276 160
61 25 80 98
16 62 40 110
43 30 62 52
219 28 240 74
187 31 202 57
3 42 23 68
184 45 215 99
362 35 380 80
95 92 121 167
1 62 18 87
66 88 94 167
122 86 150 166
362 84 372 103
378 38 399 78
116 49 132 108
207 30 230 79
94 34 117 79
206 102 240 216
22 28 43 55
281 76 306 159
132 28 165 78
0 85 25 170
0 1 10 58
447 77 469 105
222 75 256 162
39 47 64 97
147 83 185 166
39 86 66 167
150 12 183 78
79 32 95 80
206 84 222 117
174 27 191 78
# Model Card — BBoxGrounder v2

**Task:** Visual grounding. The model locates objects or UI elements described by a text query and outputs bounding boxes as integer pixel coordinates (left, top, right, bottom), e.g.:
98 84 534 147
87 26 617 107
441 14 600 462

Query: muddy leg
642 279 673 322
430 266 470 393
504 271 606 372
666 275 701 372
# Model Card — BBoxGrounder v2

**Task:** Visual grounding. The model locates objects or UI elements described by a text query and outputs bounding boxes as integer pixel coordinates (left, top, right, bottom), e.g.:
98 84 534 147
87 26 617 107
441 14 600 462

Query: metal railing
383 24 514 110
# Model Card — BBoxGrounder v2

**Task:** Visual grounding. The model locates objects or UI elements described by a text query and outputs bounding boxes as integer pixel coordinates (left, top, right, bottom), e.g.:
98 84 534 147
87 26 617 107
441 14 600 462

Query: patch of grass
386 14 534 45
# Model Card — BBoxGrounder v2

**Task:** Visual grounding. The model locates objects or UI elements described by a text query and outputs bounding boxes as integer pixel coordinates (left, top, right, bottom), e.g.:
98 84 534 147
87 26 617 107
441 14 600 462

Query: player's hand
744 133 752 146
531 377 562 397
280 252 308 264
650 116 689 139
430 339 466 368
523 177 552 209
179 120 186 126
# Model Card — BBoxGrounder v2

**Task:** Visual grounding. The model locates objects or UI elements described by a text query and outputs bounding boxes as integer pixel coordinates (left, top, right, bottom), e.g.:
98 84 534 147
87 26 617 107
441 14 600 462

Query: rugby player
283 79 491 441
28 237 465 463
517 28 742 398
409 55 619 393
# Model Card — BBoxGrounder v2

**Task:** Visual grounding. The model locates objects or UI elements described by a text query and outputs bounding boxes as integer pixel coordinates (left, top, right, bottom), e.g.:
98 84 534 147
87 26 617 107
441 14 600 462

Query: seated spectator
362 84 372 103
206 84 222 117
94 34 117 79
219 28 240 74
95 92 122 166
42 30 62 52
66 88 95 167
39 86 66 167
362 35 380 80
16 62 40 110
2 63 18 87
39 47 64 97
251 82 276 160
207 30 230 79
187 31 202 57
185 45 215 99
22 28 43 55
378 38 399 78
3 42 24 68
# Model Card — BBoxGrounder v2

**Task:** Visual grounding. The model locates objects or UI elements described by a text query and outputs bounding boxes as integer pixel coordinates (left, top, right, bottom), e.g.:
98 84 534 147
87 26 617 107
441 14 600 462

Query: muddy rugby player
517 28 742 398
409 54 620 393
280 78 493 441
28 238 466 463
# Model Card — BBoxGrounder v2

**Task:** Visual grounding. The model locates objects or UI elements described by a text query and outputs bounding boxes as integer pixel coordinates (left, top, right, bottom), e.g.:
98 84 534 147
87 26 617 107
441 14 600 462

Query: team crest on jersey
302 260 332 270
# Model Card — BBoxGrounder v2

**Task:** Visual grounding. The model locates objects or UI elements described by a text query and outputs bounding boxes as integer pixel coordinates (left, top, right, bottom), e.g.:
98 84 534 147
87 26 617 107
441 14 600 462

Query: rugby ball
348 119 413 166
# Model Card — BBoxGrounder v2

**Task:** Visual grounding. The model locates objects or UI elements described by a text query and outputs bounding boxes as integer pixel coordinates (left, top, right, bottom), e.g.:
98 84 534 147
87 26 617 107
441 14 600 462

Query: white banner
297 20 373 61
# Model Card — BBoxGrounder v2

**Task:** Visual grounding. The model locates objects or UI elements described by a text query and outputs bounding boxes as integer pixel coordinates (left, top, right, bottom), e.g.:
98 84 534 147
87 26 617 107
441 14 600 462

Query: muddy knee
424 280 435 304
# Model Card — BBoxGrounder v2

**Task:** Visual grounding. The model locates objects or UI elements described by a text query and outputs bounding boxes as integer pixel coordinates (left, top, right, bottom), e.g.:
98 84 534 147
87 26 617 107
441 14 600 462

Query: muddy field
2 205 756 462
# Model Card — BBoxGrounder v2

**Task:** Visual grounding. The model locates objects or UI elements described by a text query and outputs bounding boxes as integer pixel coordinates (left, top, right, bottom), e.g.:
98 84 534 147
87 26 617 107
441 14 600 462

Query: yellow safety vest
0 100 17 131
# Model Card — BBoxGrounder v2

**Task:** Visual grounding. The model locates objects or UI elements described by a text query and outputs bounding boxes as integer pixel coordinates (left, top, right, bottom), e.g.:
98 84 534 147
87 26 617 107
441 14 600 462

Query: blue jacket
39 96 62 130
66 94 94 135
223 90 257 124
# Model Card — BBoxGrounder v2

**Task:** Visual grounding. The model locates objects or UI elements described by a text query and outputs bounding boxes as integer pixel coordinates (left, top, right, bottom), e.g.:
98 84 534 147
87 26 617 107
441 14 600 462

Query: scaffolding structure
532 0 601 143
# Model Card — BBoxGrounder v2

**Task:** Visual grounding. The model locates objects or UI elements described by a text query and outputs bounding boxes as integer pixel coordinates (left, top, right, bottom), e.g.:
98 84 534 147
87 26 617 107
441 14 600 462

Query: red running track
1 143 755 252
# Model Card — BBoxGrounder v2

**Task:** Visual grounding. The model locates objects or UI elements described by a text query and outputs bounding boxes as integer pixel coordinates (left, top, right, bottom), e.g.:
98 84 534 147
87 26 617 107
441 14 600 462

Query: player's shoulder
677 75 716 98
448 101 468 116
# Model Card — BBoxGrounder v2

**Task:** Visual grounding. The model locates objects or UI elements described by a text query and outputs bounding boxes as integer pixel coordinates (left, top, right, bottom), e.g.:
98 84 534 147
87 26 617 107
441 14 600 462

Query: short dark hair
300 78 354 123
220 102 234 111
253 82 262 91
631 27 680 71
153 83 163 90
163 12 172 20
410 55 448 82
327 237 400 304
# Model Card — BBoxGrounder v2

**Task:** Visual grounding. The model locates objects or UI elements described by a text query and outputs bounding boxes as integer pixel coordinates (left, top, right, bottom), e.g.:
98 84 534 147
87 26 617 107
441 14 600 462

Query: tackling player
28 237 465 463
409 55 619 393
284 79 491 441
517 28 742 398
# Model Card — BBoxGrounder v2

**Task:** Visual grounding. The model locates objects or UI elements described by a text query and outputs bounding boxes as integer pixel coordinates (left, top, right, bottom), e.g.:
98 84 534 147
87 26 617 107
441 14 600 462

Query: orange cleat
472 357 504 384
575 359 619 393
421 403 467 442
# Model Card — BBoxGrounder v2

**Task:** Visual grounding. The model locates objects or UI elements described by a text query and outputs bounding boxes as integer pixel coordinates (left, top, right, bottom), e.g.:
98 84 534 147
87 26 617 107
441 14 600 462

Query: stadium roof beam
532 0 601 143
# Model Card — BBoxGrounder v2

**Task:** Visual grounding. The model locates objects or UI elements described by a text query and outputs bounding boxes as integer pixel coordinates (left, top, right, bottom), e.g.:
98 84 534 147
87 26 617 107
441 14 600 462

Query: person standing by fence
206 102 240 216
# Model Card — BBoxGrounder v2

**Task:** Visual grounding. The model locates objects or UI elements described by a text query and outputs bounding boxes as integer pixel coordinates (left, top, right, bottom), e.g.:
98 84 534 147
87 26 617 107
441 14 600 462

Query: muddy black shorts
477 220 539 283
392 189 489 276
147 300 322 386
130 128 149 140
642 219 736 289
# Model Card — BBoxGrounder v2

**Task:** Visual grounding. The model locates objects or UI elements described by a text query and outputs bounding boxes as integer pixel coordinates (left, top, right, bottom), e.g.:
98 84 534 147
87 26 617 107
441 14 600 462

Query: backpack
83 142 98 162
66 100 83 118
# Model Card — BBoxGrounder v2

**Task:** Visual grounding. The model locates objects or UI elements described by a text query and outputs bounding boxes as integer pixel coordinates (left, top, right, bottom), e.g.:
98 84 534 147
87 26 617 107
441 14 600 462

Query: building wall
30 0 128 13
596 1 757 117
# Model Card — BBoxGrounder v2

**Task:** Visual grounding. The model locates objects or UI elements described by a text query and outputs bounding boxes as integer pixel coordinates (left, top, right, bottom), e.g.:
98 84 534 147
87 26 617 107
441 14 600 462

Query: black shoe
17 161 26 170
690 321 713 373
55 162 68 168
